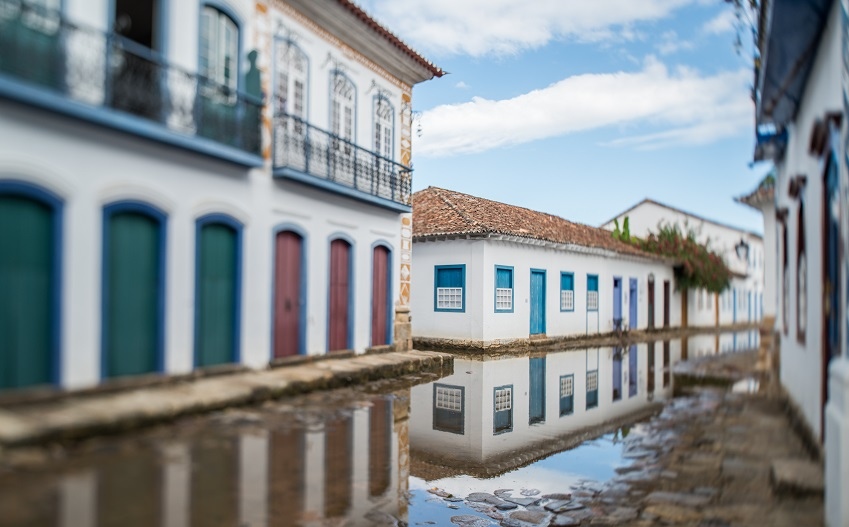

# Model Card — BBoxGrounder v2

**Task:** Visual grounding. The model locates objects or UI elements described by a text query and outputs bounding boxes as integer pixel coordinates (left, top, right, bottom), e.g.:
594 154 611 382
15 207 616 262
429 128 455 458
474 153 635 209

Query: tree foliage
614 221 732 293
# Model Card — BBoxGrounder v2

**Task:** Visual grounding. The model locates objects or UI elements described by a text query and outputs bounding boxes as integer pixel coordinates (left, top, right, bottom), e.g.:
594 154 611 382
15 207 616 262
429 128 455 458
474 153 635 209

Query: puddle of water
731 377 760 393
0 334 750 526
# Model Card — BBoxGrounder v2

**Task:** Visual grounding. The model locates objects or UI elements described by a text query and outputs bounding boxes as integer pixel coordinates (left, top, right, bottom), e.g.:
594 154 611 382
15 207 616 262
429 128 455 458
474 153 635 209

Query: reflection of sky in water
409 432 629 524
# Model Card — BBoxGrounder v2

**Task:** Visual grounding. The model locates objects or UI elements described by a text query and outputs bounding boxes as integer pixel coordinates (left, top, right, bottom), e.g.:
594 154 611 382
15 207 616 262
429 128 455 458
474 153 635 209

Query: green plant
636 223 731 293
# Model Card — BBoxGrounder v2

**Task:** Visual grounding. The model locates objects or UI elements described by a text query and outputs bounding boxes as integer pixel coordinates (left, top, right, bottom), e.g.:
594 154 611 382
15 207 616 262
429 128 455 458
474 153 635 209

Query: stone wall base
393 305 412 352
825 358 849 527
757 316 776 374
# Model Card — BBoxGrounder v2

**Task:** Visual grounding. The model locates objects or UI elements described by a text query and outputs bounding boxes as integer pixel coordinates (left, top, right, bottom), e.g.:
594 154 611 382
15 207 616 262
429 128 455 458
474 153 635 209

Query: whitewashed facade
603 200 765 330
0 0 441 391
755 1 849 524
411 187 680 348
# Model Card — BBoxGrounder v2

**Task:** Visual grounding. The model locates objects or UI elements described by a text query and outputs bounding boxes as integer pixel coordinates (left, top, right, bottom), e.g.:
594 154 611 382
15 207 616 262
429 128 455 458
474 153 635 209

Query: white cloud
414 57 751 157
703 9 737 35
656 30 693 55
368 0 693 57
455 81 470 89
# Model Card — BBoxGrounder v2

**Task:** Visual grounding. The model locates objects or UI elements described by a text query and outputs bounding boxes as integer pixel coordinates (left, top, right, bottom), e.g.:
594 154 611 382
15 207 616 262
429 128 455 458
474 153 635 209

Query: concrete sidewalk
0 350 452 448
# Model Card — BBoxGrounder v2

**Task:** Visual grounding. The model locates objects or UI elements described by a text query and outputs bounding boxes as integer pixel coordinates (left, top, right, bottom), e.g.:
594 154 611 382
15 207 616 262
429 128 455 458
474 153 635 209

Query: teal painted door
530 270 546 335
528 357 545 424
196 223 238 367
0 195 54 389
105 211 160 377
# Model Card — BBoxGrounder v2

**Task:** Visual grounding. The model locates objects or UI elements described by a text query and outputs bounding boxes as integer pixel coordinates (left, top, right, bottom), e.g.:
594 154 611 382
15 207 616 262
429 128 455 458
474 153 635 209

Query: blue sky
360 0 770 234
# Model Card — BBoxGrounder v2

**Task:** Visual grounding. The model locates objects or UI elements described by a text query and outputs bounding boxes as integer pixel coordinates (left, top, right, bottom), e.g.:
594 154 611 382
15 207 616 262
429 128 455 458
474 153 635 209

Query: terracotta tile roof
736 171 776 210
412 187 661 259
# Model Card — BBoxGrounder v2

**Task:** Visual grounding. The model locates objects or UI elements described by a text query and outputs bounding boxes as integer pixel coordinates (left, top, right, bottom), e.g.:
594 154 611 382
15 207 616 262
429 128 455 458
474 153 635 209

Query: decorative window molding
559 374 574 416
494 265 514 312
586 369 599 409
434 264 465 312
560 272 575 312
587 274 599 312
200 6 239 94
433 383 464 434
493 384 513 434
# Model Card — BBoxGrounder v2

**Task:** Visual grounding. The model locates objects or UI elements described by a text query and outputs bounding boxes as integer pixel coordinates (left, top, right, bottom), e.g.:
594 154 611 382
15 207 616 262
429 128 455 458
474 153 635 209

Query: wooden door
268 428 305 526
324 416 353 518
612 347 622 401
647 277 655 328
528 357 546 424
370 246 389 346
628 344 638 397
196 222 238 367
628 278 638 329
530 270 546 335
369 397 392 497
0 194 55 389
274 231 303 358
328 239 351 351
663 281 670 327
105 209 161 378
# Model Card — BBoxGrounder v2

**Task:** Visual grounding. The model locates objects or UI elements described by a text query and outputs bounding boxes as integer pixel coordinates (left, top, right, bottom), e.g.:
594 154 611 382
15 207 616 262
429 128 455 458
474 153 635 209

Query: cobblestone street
422 351 824 527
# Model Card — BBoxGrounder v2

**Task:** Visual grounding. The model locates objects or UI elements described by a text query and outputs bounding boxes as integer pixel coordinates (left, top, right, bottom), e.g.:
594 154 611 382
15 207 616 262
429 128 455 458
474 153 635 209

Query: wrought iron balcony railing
0 0 262 159
273 112 412 209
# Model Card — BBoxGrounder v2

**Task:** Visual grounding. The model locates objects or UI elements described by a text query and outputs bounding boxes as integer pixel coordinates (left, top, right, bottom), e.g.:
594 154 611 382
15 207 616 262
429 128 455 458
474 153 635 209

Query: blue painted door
105 210 162 378
0 194 56 389
612 347 622 401
529 357 545 424
530 270 546 335
629 278 638 329
732 288 737 323
825 155 841 392
613 278 622 329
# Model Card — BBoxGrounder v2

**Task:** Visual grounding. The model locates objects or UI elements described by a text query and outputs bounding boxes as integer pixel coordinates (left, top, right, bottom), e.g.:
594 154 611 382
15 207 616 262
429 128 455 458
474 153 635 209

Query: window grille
494 387 512 411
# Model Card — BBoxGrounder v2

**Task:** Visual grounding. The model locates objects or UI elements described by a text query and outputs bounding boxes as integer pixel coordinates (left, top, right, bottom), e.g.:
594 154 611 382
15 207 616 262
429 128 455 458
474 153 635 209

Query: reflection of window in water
586 370 599 409
433 383 464 434
493 385 513 434
559 374 574 416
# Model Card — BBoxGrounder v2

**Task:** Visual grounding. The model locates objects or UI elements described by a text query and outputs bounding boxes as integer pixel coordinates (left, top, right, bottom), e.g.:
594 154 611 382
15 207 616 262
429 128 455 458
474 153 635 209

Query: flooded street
0 333 759 527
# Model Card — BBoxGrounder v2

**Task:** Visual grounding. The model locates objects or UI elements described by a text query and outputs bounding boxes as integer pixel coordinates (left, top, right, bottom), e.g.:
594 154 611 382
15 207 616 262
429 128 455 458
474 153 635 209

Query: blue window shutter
496 268 512 288
438 267 462 287
588 275 598 292
561 273 573 290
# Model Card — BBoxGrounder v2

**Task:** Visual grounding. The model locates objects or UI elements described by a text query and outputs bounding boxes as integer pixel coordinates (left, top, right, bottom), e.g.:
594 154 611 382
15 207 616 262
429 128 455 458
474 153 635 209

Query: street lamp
736 238 750 261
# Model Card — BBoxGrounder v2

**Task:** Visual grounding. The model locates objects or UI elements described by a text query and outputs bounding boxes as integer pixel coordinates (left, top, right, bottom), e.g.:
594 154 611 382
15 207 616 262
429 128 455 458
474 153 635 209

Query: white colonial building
603 199 765 331
411 187 680 350
753 1 849 525
0 0 441 392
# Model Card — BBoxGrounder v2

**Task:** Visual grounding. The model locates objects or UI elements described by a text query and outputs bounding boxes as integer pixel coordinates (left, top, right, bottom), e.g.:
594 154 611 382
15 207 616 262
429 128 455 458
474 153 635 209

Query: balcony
272 113 413 212
0 0 263 167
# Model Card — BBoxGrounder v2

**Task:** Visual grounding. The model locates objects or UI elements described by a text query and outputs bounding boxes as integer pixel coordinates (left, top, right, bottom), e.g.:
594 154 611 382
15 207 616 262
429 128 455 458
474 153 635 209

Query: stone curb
0 350 453 449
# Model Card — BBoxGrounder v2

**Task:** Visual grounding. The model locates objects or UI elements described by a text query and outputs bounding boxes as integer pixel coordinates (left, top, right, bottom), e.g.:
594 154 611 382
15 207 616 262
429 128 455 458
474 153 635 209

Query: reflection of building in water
409 344 682 475
0 395 408 526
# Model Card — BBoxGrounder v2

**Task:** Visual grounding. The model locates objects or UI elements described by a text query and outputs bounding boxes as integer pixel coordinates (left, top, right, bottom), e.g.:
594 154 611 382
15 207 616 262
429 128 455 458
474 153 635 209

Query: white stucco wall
0 0 422 390
772 0 842 439
603 202 765 329
411 238 681 344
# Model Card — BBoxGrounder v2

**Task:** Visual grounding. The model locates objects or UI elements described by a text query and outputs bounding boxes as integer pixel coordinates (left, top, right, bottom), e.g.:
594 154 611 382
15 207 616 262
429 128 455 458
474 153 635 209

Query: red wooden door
274 231 302 358
371 246 389 346
329 239 350 351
